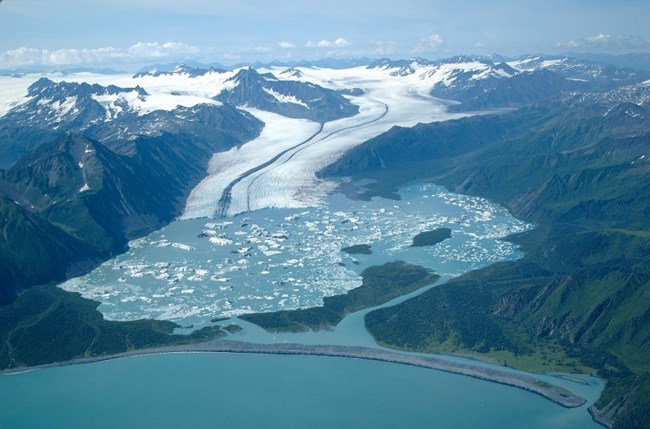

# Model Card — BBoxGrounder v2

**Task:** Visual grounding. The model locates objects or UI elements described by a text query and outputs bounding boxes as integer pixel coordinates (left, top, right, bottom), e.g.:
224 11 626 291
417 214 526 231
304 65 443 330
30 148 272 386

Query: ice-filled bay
60 183 531 329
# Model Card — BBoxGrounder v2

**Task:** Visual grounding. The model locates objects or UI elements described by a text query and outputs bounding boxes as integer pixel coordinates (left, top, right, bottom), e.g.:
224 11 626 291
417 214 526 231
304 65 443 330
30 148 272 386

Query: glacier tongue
182 67 471 219
181 109 322 219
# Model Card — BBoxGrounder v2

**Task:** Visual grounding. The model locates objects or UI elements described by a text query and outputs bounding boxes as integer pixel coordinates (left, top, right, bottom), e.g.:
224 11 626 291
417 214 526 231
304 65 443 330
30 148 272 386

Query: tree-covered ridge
0 285 225 369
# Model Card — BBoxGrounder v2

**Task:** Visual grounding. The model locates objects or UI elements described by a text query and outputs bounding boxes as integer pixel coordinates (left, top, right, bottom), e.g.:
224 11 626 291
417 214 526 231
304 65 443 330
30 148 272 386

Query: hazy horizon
1 0 650 70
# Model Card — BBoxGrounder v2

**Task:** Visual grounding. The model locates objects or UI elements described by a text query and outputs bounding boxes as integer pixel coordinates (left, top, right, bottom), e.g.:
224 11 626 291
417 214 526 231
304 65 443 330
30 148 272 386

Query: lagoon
60 183 530 330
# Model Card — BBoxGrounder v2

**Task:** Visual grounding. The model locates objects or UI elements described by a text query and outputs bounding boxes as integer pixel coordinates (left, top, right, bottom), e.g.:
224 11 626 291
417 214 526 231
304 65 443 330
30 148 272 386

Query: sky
1 0 650 70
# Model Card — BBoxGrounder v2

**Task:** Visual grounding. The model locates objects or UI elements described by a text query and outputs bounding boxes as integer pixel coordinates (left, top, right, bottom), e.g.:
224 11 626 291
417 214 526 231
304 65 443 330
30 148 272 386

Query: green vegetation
0 196 103 304
341 244 373 255
325 100 650 428
0 285 225 369
411 228 451 247
241 261 438 332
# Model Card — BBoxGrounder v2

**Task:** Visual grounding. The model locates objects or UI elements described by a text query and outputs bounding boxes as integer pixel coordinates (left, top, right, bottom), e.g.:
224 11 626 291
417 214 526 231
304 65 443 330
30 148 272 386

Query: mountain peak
228 67 277 84
133 63 227 78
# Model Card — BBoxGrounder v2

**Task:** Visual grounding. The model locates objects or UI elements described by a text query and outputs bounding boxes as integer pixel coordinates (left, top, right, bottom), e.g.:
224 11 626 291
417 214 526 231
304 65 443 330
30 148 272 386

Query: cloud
412 34 444 53
587 33 611 43
373 41 399 56
0 41 201 68
305 38 351 48
561 40 580 48
128 41 200 58
556 34 650 52
278 41 296 49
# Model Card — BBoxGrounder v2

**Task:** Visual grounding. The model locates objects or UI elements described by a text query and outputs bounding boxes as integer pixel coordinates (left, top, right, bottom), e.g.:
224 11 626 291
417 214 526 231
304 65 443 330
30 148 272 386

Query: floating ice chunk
171 242 194 251
209 236 233 246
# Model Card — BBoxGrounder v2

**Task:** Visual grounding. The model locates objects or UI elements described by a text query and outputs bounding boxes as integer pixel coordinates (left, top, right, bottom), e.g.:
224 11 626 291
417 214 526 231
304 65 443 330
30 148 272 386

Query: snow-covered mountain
0 64 364 163
216 68 358 122
2 54 648 167
5 77 147 128
0 78 259 166
368 56 516 79
133 63 227 78
366 56 650 110
507 55 645 87
565 80 650 109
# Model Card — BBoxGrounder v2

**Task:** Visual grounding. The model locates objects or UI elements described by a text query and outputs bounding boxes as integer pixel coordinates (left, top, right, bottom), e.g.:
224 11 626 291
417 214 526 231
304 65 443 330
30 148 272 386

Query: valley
0 54 648 428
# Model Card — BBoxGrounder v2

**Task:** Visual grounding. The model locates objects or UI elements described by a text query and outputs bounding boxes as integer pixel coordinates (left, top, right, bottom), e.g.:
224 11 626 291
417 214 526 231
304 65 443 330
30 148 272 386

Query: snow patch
51 96 77 119
262 87 309 108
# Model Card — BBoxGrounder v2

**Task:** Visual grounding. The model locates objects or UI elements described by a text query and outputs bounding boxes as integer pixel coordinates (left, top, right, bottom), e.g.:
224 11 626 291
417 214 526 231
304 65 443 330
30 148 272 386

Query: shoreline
1 339 586 408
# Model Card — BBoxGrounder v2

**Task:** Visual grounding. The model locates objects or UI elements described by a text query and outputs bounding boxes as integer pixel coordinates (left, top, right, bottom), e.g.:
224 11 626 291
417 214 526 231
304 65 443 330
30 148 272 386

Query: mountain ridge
322 95 650 429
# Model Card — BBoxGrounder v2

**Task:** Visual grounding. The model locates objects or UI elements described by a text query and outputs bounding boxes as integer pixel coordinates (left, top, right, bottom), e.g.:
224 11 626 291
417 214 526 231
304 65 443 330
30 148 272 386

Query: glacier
182 66 472 218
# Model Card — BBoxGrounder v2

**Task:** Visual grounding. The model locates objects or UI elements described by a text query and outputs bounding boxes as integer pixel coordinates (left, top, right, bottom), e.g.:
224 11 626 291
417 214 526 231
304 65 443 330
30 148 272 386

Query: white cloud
0 41 201 68
278 41 296 49
305 38 351 48
128 41 200 58
373 41 399 56
412 34 444 53
333 38 351 47
587 34 611 43
561 40 580 48
556 34 650 52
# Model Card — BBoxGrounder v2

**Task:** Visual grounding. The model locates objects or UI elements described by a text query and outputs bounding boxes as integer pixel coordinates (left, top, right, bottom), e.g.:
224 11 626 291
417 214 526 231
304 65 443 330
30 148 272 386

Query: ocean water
0 353 602 429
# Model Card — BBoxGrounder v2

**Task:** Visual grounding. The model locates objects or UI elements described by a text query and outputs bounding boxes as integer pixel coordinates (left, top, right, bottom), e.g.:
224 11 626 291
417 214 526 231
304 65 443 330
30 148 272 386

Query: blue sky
1 0 649 69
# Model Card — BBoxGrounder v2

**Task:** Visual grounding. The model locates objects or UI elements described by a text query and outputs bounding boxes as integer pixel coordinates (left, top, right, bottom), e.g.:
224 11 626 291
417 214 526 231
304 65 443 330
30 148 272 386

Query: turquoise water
0 353 602 429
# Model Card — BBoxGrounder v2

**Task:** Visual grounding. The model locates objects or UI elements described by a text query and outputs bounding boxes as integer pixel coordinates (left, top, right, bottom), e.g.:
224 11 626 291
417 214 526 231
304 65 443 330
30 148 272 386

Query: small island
411 228 452 247
341 244 373 255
